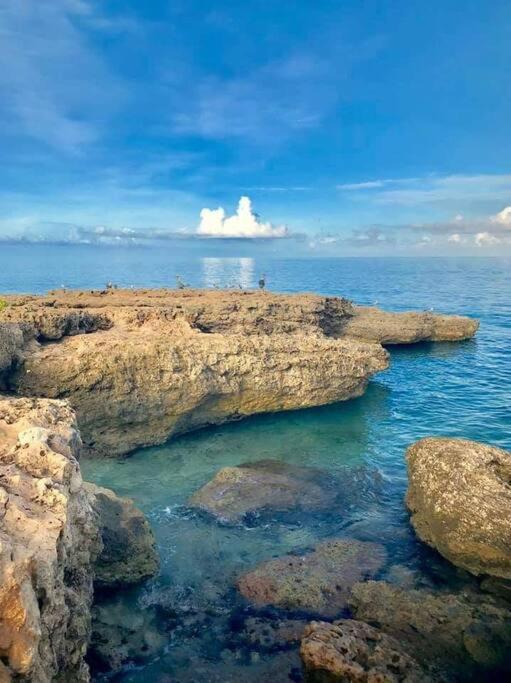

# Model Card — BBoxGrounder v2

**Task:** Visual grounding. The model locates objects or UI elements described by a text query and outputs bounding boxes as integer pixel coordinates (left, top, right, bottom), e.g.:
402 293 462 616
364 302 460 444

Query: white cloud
475 231 500 247
197 196 288 238
490 206 511 227
448 233 464 243
337 181 386 190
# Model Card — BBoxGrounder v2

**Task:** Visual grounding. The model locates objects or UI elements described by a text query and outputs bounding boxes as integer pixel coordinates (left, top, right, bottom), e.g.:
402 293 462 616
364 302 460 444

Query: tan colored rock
188 460 340 523
300 619 431 682
406 437 511 578
0 289 477 457
237 539 386 617
349 581 511 678
0 396 100 682
344 306 479 344
85 482 159 587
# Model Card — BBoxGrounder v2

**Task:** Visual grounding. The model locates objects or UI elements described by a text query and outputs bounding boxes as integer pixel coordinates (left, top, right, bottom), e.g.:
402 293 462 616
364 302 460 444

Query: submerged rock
406 437 511 579
349 580 511 679
0 397 100 682
300 619 431 682
188 460 340 523
237 539 386 617
88 596 167 672
238 616 306 652
85 482 159 587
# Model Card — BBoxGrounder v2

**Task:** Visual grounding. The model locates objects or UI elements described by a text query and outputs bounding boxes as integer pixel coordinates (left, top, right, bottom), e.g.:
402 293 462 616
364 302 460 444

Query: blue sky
1 0 510 254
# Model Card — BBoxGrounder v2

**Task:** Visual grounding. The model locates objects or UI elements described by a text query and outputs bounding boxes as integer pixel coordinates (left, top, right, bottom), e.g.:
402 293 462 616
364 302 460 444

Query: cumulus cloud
448 233 464 243
197 196 288 238
475 231 501 247
490 206 511 226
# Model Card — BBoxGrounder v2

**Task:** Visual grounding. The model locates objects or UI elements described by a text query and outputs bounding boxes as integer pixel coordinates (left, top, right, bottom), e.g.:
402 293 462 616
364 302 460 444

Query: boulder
188 460 340 523
85 482 159 587
406 437 511 578
0 397 100 682
300 619 431 682
237 539 386 617
349 581 511 678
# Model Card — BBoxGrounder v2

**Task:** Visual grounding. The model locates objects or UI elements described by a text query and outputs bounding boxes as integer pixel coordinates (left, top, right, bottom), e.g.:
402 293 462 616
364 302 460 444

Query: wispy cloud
0 0 123 152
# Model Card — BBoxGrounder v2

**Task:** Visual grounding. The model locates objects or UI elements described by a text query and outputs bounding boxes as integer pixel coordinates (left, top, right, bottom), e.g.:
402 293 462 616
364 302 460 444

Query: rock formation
237 539 386 617
85 483 159 587
300 619 430 682
0 397 100 682
406 437 511 579
188 460 340 523
0 289 478 457
349 580 511 679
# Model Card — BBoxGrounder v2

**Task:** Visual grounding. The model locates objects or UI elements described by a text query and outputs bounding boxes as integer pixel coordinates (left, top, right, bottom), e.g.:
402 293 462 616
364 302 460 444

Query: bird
258 274 266 291
176 275 187 290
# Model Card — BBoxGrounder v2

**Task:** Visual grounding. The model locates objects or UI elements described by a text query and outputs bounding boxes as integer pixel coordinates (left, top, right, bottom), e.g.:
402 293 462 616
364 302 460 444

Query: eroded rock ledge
0 289 477 457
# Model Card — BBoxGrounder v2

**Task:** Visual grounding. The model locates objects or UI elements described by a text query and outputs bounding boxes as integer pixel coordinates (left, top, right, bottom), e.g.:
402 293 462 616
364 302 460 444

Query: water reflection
202 257 254 289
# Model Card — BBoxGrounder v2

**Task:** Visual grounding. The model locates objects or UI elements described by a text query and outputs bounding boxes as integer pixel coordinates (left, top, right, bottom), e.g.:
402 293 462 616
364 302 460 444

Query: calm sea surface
1 244 510 681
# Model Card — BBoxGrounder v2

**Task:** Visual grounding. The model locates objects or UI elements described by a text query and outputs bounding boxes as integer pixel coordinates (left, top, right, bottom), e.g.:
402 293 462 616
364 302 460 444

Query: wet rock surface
237 539 386 617
406 437 511 579
349 580 511 679
85 482 159 587
188 460 341 523
300 619 431 682
0 397 100 682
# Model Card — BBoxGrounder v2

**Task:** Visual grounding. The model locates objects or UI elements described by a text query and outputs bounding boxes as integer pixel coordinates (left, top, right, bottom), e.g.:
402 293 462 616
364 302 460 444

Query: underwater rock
300 619 431 682
238 616 306 651
349 580 511 679
188 460 340 523
88 596 167 672
1 289 476 457
85 482 159 587
0 397 100 682
344 306 479 344
237 539 386 617
406 437 511 579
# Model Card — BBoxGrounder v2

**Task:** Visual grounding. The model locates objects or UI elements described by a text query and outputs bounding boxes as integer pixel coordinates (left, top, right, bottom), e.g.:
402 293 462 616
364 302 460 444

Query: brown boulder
406 437 511 578
237 539 386 617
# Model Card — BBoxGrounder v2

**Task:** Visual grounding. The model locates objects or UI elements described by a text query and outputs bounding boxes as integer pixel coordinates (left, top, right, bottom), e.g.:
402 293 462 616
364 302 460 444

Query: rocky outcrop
0 397 100 682
406 438 511 579
188 460 340 523
349 581 511 679
344 306 479 344
237 539 386 617
300 619 430 682
0 289 478 457
85 483 159 587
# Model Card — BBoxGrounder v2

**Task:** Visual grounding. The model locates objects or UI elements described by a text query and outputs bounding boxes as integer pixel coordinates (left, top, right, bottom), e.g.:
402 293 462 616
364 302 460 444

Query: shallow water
2 249 509 681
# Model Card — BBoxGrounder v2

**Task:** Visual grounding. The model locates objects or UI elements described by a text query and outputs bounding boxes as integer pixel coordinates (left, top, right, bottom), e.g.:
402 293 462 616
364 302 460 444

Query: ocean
1 243 510 681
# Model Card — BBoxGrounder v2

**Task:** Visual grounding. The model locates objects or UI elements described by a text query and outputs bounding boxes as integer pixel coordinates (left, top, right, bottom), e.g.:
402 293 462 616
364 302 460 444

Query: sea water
1 246 510 681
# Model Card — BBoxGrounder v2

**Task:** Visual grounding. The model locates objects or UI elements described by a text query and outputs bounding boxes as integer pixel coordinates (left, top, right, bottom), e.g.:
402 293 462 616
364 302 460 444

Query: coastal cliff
0 289 477 457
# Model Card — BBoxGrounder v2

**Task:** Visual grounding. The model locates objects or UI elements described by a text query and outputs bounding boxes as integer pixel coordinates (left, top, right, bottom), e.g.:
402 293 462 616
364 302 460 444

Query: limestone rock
0 396 100 682
0 289 477 457
406 437 511 578
85 482 159 587
349 581 511 678
188 460 340 523
238 616 306 651
344 306 479 344
300 619 431 682
237 539 386 617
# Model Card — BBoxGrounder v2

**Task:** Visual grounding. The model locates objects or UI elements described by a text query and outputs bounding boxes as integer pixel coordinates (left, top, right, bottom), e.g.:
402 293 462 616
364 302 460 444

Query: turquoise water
1 247 510 681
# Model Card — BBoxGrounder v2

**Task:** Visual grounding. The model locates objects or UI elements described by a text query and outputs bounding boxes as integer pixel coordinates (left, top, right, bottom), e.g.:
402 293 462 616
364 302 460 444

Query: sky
1 0 510 255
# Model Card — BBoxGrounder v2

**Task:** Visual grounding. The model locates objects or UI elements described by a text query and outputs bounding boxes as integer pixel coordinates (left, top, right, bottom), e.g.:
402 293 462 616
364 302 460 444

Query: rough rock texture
0 289 477 457
350 581 511 679
0 397 100 682
300 619 431 682
84 482 159 587
239 616 306 651
188 460 340 523
406 437 511 579
345 306 479 344
237 539 386 617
